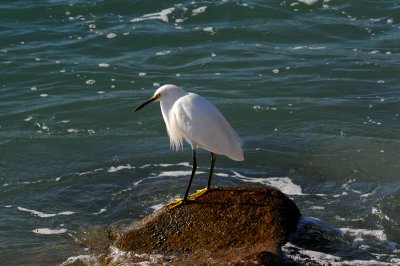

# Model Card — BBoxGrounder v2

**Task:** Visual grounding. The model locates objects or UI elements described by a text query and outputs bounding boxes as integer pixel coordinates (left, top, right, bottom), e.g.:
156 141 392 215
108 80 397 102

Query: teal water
1 0 399 264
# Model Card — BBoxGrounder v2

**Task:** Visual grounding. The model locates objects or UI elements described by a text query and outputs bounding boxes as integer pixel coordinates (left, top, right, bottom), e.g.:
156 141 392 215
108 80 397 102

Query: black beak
134 95 159 112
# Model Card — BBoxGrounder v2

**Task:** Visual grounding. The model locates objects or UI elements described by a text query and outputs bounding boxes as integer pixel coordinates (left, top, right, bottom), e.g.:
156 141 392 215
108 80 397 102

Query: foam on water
105 246 172 265
130 7 175 23
232 171 305 195
93 208 107 215
150 204 164 212
153 170 206 178
298 0 320 6
98 63 110 68
155 50 171 56
17 207 75 218
60 255 99 266
202 27 215 34
33 228 68 235
284 242 396 266
339 227 387 242
107 164 134 173
140 162 190 169
192 6 207 16
284 216 400 265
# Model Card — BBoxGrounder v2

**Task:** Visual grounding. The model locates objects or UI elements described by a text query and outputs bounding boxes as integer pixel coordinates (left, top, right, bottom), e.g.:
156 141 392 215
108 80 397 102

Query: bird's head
134 84 186 112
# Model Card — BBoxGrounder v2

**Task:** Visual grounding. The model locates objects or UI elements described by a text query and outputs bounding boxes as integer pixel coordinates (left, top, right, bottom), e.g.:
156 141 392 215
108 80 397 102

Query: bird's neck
159 96 178 132
159 91 187 136
160 100 173 126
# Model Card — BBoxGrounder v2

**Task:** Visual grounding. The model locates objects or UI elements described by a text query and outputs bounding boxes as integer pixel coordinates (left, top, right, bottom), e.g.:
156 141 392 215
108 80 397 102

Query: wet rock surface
105 185 301 265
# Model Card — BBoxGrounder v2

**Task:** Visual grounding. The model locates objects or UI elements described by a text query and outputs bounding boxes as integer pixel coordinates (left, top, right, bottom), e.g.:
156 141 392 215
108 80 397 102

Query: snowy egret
134 84 244 202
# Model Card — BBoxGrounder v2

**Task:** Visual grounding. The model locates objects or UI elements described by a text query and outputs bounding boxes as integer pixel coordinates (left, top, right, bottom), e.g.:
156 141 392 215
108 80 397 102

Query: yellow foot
165 188 210 209
188 187 208 200
165 198 184 209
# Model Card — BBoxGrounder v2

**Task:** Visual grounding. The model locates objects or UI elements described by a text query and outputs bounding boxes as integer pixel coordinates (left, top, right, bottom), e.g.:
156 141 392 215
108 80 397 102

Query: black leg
207 152 216 189
183 149 197 201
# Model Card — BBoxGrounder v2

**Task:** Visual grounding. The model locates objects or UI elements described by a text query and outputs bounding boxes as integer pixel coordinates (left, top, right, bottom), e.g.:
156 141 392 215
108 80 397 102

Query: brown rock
109 185 300 265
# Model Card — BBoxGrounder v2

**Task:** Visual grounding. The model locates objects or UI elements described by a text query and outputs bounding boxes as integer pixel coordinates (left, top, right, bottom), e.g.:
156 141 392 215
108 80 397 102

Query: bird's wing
171 93 243 161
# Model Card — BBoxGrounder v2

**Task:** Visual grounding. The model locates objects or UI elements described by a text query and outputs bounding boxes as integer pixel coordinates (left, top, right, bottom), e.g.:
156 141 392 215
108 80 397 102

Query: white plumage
135 84 244 201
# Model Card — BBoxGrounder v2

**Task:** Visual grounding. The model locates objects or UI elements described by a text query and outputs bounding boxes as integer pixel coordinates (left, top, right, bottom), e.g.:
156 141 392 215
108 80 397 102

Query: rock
105 185 301 265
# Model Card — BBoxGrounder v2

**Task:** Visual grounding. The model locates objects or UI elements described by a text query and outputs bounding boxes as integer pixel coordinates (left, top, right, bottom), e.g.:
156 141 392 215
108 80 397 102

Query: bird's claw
188 187 209 200
165 198 184 209
165 188 209 209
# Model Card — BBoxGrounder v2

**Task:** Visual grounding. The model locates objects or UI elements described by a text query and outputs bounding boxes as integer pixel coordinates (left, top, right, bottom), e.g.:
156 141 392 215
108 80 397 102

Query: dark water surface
1 1 399 265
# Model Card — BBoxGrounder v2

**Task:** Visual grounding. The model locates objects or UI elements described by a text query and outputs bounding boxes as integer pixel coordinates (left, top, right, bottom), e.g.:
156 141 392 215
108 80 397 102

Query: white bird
134 84 244 202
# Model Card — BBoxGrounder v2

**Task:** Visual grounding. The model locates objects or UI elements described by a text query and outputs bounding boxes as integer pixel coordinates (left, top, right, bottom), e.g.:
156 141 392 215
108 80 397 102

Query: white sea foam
77 168 104 176
284 242 341 263
67 128 80 133
284 242 395 266
203 27 215 34
130 7 175 23
57 119 70 123
32 228 68 235
232 172 305 195
140 162 190 168
24 116 33 121
298 0 319 5
106 33 116 39
192 6 207 16
107 164 134 173
93 208 107 215
272 68 280 74
60 255 99 266
361 190 375 198
215 173 229 177
156 50 171 56
133 179 143 186
287 216 399 264
339 227 387 242
310 206 325 210
107 246 169 265
342 178 361 194
371 207 392 222
301 217 396 247
17 207 75 218
154 170 205 178
109 246 133 264
150 204 164 212
22 179 43 185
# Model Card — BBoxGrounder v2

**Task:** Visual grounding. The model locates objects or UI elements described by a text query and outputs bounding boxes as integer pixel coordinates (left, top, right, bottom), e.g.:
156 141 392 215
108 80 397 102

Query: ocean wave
284 216 400 265
232 171 305 195
17 207 75 218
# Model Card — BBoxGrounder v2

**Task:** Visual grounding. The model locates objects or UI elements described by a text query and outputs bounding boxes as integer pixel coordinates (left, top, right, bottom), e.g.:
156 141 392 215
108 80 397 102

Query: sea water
0 1 399 265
